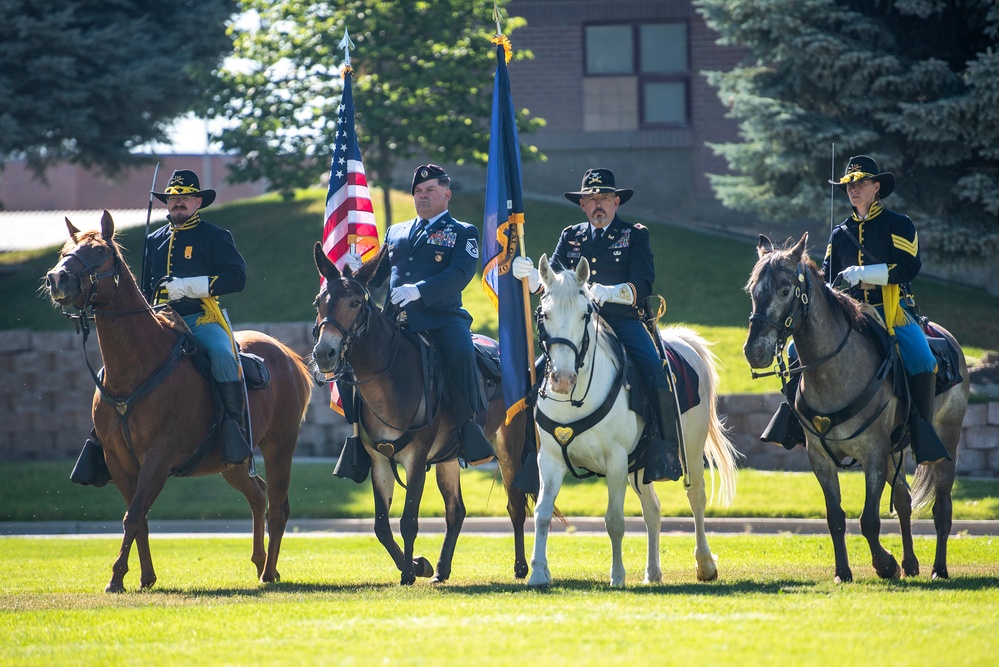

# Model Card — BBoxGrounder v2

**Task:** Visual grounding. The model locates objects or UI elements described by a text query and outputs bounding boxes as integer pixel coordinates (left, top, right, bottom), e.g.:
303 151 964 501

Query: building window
584 22 689 130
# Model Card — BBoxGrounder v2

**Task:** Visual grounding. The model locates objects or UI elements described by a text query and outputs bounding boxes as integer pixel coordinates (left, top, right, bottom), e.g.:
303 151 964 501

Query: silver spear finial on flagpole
339 27 355 68
493 1 502 35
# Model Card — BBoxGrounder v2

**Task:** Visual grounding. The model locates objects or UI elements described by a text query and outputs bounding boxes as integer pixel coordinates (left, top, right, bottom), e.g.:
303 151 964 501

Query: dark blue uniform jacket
822 205 921 307
374 212 479 333
550 215 655 321
141 217 247 317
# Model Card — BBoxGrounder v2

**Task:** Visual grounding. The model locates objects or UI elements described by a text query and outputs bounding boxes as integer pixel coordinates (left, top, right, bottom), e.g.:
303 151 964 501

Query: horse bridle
59 244 122 310
749 260 811 344
312 279 374 381
536 295 600 407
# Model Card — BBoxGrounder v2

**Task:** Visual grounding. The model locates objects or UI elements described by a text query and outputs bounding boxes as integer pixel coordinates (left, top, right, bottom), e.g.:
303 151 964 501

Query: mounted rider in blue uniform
761 155 950 464
142 169 252 468
513 168 682 483
342 164 495 468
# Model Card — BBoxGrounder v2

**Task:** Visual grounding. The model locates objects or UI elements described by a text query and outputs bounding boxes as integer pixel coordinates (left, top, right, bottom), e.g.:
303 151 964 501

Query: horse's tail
909 461 952 517
272 336 314 424
668 326 742 507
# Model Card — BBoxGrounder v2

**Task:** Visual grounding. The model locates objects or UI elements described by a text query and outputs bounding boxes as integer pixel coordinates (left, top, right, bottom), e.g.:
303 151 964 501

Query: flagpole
340 28 358 257
516 222 536 385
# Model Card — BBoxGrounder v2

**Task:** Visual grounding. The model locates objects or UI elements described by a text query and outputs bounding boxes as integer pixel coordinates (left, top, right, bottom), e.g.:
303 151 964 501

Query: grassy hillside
3 188 996 395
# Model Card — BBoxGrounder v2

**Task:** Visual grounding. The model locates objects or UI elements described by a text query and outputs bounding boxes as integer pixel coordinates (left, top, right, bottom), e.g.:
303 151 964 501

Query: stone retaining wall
2 326 997 475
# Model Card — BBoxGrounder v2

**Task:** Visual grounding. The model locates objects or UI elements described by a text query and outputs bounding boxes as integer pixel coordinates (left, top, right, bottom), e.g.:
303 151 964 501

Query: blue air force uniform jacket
821 205 921 307
550 215 655 321
374 212 479 333
141 216 247 317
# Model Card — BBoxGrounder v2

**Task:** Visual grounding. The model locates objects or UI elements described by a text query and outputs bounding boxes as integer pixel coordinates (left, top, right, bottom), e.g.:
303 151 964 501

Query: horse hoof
140 576 156 589
697 569 718 583
105 582 125 594
834 573 853 584
414 557 434 578
400 573 416 586
515 564 529 580
430 574 448 584
932 567 949 580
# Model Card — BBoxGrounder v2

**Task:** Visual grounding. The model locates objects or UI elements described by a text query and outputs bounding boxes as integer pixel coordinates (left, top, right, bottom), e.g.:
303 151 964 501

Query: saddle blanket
626 340 701 416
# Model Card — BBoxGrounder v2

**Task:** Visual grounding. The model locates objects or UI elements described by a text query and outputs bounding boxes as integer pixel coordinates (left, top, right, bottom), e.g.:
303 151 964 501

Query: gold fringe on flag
491 34 512 63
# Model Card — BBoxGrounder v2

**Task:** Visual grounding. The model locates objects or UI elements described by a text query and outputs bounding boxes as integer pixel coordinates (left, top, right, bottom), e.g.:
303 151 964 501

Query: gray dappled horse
744 234 969 582
528 255 740 588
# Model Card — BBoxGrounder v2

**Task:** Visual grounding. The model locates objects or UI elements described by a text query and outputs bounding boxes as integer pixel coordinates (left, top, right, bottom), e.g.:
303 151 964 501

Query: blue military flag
481 37 533 423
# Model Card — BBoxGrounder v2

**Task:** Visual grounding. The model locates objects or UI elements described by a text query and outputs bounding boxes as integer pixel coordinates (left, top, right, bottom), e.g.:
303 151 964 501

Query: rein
534 295 628 479
59 243 205 473
313 280 443 465
749 257 905 470
536 297 599 408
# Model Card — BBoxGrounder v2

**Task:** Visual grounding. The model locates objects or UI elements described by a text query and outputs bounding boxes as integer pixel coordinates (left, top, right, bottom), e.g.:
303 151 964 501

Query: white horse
528 255 741 588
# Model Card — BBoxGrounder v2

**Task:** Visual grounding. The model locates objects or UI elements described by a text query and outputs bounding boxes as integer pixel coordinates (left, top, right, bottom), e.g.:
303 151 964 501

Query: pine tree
0 0 236 180
695 0 999 264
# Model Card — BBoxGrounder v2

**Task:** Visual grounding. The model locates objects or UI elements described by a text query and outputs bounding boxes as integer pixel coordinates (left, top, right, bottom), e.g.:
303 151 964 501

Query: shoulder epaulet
632 223 645 230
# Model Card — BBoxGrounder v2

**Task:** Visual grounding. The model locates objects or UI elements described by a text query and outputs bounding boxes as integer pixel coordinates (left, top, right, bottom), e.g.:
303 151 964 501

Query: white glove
840 263 889 287
164 276 211 300
390 284 421 307
343 252 362 272
512 256 540 293
590 282 635 306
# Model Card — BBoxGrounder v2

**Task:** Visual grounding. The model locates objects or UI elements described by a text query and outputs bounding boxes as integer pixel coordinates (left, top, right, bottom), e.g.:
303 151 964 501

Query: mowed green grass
3 461 999 522
2 534 998 666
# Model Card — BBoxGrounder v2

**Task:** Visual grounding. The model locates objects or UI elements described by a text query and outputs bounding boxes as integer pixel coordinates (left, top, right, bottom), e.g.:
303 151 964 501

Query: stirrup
761 402 805 450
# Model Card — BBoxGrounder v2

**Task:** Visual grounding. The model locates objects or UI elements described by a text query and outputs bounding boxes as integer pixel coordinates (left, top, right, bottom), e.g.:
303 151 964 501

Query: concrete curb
3 517 998 537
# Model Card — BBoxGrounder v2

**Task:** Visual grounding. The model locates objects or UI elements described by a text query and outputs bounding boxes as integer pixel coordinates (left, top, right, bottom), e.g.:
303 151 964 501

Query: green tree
0 0 236 184
211 0 543 222
695 0 999 262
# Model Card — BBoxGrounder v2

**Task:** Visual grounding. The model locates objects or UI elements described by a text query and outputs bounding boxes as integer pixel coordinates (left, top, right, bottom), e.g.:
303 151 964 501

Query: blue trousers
183 315 241 382
426 320 480 418
606 317 668 391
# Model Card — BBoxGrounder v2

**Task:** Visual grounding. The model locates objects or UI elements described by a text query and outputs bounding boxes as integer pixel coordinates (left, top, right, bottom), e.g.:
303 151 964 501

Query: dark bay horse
46 211 313 593
744 234 969 582
311 243 529 585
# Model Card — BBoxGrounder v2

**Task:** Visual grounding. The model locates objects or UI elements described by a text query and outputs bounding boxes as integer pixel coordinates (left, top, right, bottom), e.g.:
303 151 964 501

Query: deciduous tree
212 0 543 221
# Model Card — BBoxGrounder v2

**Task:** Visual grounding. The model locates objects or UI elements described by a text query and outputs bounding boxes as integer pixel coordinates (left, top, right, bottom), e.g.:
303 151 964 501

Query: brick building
501 0 746 225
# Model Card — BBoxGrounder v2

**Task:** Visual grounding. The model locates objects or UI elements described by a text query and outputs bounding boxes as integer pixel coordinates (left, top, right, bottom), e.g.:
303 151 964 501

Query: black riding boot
642 387 683 484
69 428 112 487
908 371 951 465
218 381 253 467
760 374 805 450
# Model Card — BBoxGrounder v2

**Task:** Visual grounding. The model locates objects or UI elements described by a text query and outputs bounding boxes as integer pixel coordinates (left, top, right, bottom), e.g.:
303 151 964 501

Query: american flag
321 66 379 282
323 65 379 414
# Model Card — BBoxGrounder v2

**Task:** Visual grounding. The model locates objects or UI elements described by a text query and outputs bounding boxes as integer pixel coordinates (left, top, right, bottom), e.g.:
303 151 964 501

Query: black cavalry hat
152 169 217 208
828 155 895 199
411 164 449 194
563 168 633 205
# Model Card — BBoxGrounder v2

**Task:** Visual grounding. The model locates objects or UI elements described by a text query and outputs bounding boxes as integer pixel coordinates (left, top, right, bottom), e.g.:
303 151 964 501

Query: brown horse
311 242 530 585
744 234 969 582
45 211 313 593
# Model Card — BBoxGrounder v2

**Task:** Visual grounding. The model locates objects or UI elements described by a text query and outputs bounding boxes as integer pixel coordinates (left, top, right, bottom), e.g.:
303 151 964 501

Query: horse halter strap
61 247 121 310
536 298 597 407
312 281 372 380
748 261 811 381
